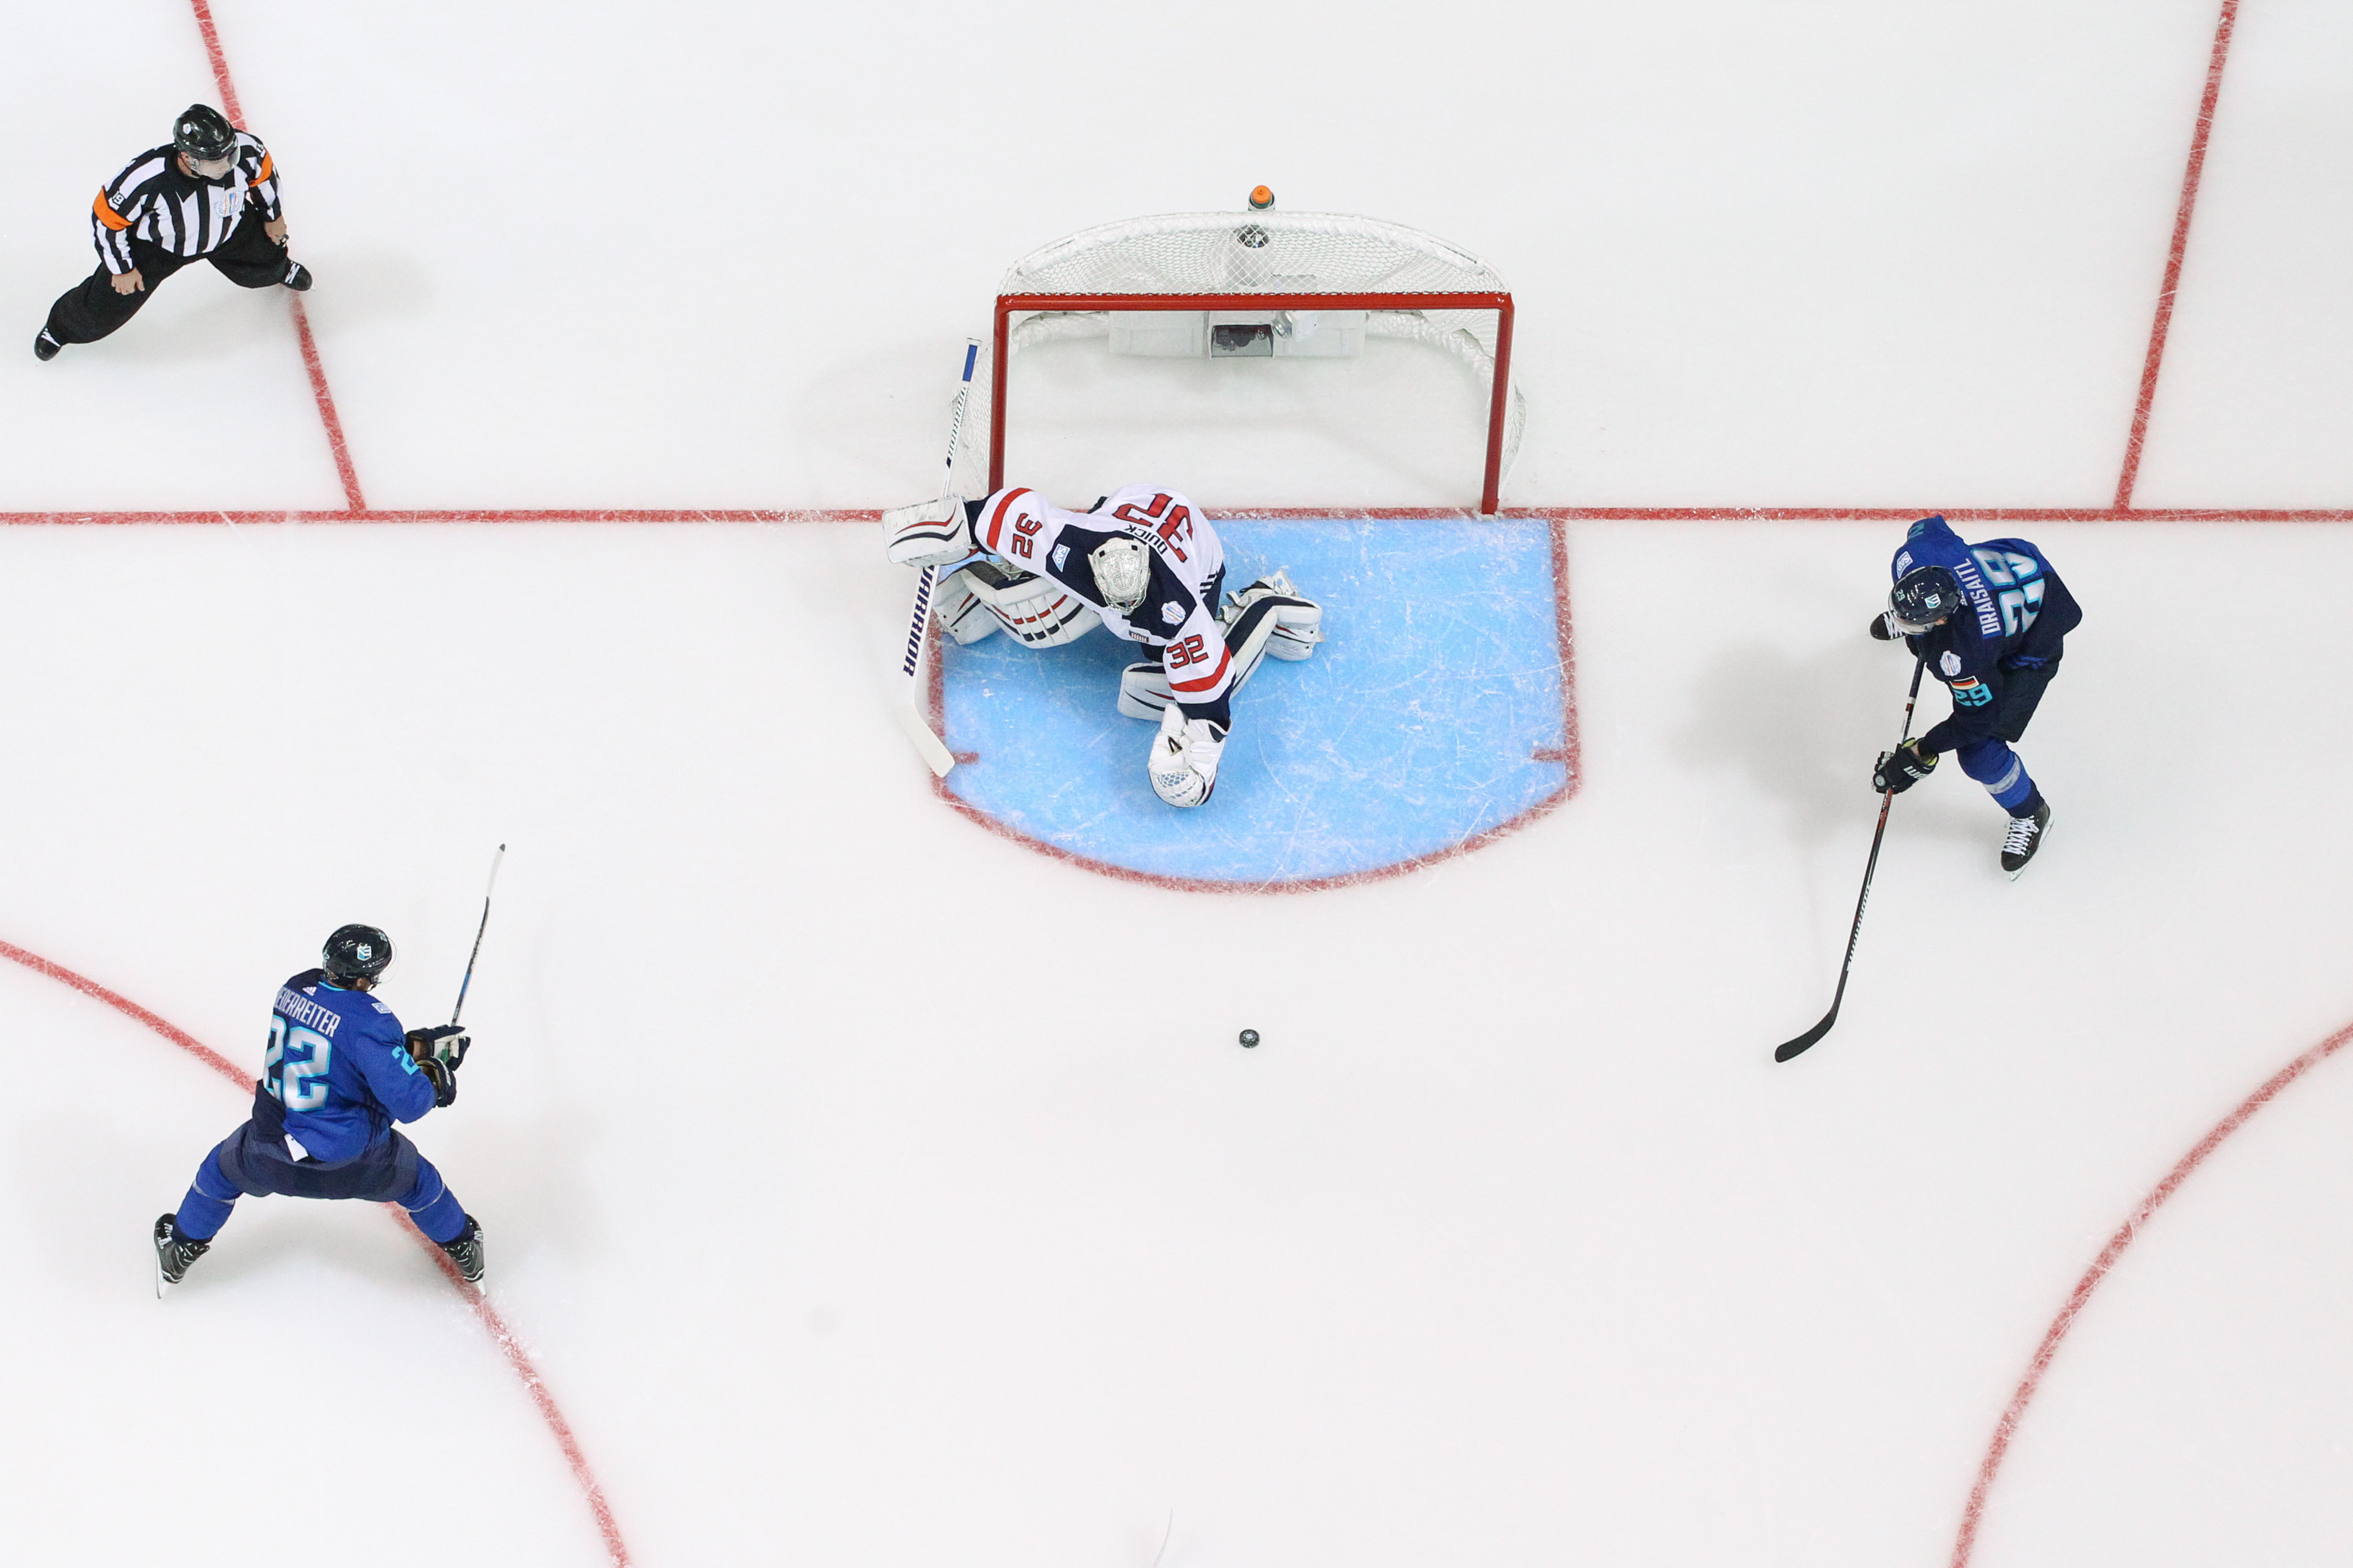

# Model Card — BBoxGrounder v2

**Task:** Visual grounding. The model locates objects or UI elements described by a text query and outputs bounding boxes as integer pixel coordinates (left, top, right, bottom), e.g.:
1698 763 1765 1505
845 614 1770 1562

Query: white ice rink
3 2 2351 1565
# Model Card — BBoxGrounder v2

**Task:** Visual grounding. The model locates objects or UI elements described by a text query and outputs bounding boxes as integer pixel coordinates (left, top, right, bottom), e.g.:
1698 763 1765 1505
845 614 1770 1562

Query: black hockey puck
1239 1029 1259 1048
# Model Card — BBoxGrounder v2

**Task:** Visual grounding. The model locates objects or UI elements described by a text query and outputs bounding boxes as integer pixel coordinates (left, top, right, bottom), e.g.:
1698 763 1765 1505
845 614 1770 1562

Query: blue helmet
1888 564 1961 632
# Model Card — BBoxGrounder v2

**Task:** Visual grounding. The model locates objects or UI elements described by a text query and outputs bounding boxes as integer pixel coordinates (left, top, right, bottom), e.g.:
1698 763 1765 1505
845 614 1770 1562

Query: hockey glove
419 1056 458 1108
1873 742 1937 795
407 1024 470 1072
1148 704 1226 808
883 496 976 569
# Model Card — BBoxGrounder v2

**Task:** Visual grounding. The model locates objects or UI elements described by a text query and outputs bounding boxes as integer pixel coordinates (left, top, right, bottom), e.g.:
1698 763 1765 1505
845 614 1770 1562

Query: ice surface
2 2 2351 1566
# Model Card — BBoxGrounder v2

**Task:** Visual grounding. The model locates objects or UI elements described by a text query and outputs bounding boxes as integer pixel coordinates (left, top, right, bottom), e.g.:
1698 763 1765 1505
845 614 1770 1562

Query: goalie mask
1089 538 1150 613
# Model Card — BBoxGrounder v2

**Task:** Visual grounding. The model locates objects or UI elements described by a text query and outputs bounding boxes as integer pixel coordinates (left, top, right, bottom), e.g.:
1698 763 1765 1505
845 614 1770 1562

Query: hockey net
958 211 1525 514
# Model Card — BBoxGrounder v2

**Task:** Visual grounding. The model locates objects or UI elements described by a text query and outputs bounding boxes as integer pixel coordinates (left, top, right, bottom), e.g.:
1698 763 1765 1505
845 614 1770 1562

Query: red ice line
187 0 367 510
291 298 368 509
2115 0 2241 511
0 939 246 1088
185 0 242 126
2 505 2351 527
1948 1018 2353 1566
0 938 632 1567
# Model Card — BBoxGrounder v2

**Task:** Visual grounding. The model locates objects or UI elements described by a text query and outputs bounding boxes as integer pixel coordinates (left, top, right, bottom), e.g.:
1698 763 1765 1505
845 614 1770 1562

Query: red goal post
975 212 1525 515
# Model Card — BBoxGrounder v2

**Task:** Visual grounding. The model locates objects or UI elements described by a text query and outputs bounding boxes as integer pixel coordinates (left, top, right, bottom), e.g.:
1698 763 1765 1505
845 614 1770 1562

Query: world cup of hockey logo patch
1940 651 1962 676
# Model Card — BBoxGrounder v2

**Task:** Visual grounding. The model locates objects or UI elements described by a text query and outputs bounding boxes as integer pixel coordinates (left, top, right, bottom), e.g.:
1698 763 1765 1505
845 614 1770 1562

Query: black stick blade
1773 1008 1839 1062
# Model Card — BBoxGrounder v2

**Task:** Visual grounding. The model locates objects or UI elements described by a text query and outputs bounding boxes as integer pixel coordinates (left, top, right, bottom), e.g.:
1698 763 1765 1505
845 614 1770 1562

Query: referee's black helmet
173 105 236 163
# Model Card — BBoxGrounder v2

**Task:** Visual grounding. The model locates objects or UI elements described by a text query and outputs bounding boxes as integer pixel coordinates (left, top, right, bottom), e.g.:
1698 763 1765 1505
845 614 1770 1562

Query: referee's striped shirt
90 131 283 274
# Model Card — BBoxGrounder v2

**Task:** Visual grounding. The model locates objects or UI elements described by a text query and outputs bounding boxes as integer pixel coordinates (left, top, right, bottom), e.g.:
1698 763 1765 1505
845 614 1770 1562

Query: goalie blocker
883 484 1322 806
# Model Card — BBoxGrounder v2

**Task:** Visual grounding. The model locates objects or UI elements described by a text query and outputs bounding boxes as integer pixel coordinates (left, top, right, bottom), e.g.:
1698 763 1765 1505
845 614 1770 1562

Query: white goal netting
955 211 1526 504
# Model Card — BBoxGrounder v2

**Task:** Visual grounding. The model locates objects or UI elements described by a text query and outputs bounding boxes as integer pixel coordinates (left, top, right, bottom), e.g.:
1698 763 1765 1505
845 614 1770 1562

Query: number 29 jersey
969 484 1240 714
1891 515 2083 753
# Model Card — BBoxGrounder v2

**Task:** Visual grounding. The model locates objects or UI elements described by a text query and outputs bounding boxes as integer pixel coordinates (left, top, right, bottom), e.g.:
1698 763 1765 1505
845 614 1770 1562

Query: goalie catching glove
883 496 977 570
1149 702 1226 808
406 1025 470 1108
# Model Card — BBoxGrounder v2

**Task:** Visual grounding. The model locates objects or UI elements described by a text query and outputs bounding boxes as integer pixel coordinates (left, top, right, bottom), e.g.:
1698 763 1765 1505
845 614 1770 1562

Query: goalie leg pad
1220 571 1324 690
1118 661 1172 720
935 567 1000 645
1264 601 1323 662
964 561 1100 648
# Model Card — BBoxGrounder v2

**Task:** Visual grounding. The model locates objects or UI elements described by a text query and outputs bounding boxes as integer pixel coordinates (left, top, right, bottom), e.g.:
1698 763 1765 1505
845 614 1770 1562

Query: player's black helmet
173 105 236 163
1888 564 1961 632
322 924 393 986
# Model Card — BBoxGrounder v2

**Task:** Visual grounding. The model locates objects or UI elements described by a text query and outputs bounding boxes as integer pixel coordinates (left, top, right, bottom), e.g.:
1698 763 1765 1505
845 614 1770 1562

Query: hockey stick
892 338 982 778
1772 658 1925 1063
450 843 505 1026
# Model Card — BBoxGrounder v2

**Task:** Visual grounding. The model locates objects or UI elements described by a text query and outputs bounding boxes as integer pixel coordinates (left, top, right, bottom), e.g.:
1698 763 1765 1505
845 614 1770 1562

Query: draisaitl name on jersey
1951 557 2002 638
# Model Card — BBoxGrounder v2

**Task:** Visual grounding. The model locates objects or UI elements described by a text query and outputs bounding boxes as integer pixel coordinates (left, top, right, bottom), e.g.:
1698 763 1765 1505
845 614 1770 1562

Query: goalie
885 484 1323 806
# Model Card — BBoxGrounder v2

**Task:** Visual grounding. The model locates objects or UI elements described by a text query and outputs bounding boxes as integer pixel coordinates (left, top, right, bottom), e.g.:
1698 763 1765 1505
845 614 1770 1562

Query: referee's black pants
45 219 292 346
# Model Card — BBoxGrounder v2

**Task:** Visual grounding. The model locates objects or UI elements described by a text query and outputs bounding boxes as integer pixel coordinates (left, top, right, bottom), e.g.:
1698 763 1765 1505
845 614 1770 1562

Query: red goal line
0 507 2346 527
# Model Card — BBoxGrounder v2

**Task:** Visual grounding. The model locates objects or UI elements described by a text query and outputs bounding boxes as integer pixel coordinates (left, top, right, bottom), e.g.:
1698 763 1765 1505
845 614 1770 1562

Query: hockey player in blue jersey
153 924 481 1293
1868 515 2082 877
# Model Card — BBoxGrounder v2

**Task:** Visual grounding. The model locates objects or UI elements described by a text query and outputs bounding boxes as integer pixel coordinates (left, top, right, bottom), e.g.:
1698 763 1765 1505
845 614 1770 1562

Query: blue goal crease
941 517 1575 885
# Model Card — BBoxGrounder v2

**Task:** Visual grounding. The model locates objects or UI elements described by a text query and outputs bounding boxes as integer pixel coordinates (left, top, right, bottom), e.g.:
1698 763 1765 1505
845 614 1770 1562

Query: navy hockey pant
1954 658 2060 815
45 219 291 346
175 1121 466 1245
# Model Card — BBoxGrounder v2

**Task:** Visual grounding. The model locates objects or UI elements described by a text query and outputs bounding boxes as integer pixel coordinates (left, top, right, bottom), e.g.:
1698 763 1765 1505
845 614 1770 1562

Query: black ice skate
153 1214 209 1297
2001 801 2051 880
33 329 62 362
438 1214 485 1283
283 261 313 292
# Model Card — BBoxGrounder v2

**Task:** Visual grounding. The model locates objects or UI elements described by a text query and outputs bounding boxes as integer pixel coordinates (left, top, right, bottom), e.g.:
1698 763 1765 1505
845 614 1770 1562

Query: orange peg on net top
1248 186 1275 210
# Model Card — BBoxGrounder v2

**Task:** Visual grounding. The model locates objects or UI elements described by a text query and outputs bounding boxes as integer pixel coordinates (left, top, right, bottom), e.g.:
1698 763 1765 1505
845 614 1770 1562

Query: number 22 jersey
262 969 437 1163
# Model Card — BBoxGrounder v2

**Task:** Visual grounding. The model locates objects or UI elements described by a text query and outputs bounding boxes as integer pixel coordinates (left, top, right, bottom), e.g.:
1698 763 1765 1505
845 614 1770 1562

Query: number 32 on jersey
1114 492 1194 563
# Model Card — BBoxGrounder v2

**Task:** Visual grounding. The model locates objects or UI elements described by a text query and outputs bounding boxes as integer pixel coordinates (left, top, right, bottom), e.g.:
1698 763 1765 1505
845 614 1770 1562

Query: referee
35 105 312 362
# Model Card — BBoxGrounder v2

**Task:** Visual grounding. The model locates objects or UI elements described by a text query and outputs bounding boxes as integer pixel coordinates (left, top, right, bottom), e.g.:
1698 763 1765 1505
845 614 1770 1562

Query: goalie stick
1772 658 1925 1064
892 338 981 777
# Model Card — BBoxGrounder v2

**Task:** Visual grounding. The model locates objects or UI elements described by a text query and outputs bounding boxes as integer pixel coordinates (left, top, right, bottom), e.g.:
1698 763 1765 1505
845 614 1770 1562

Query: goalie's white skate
1224 570 1323 661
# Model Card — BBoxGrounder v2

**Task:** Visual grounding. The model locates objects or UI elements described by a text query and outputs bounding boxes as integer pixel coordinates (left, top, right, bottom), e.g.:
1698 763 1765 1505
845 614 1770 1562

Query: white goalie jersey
968 484 1239 711
883 479 1324 807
